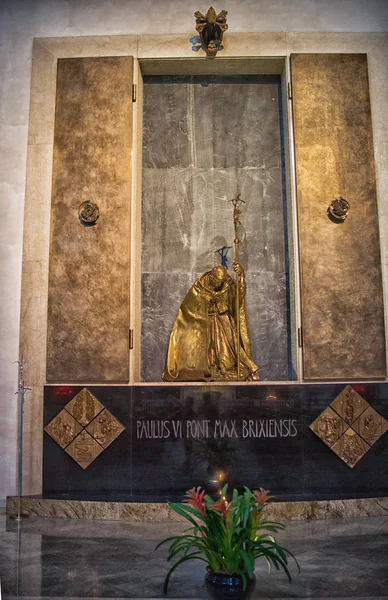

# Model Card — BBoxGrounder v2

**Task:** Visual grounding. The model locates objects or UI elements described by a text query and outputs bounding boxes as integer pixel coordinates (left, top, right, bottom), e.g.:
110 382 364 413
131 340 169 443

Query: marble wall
141 75 289 381
1 0 388 504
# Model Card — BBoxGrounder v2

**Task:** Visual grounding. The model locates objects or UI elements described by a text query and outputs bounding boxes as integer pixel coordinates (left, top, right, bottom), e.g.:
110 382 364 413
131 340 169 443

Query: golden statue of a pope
162 263 259 382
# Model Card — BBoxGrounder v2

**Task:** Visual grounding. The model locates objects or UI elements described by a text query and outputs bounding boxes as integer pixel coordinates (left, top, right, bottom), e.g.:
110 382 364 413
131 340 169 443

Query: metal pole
17 387 24 520
9 355 31 521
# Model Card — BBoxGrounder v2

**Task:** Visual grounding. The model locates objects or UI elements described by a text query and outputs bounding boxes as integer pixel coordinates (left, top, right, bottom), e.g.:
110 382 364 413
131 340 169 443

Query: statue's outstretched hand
233 262 244 277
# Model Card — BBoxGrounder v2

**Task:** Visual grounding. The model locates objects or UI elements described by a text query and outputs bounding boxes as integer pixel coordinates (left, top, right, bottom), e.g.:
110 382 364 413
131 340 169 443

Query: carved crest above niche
194 6 228 57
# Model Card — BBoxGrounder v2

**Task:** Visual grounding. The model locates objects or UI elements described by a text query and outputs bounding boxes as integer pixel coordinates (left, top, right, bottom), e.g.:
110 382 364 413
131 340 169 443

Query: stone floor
0 509 387 599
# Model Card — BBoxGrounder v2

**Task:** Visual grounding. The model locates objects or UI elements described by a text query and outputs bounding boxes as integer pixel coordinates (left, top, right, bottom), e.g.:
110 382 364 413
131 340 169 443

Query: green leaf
259 525 283 533
163 553 208 594
167 502 204 527
240 549 254 578
240 570 247 591
261 519 286 530
155 535 186 551
168 538 207 561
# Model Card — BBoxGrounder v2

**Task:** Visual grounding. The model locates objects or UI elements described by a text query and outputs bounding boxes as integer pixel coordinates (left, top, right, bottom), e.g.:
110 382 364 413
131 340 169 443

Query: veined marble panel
143 78 192 169
28 40 57 146
142 167 195 273
142 166 286 276
6 495 388 522
210 75 282 169
141 273 192 382
245 272 288 381
141 75 288 381
211 167 285 274
46 57 133 382
38 35 138 59
292 53 386 379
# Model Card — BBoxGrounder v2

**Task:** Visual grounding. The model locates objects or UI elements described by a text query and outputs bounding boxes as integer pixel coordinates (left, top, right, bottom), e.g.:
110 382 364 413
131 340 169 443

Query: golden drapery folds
163 265 259 382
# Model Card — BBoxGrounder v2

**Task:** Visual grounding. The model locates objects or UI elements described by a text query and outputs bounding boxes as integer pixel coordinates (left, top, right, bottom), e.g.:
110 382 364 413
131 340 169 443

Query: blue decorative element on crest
215 246 232 269
190 35 223 53
190 35 202 52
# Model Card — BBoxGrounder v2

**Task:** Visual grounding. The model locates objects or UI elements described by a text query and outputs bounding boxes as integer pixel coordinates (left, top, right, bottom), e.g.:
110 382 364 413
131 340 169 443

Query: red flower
183 487 206 515
253 488 274 508
211 497 230 520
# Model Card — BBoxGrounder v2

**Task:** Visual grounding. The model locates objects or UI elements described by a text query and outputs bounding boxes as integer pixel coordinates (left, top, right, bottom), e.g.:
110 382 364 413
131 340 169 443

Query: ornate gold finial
230 193 245 234
194 7 228 57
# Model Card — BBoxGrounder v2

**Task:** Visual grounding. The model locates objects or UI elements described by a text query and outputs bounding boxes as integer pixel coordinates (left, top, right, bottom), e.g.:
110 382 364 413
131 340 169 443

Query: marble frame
20 33 388 496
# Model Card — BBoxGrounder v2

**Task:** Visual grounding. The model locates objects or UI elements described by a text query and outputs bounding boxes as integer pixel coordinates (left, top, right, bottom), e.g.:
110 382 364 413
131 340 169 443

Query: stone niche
140 59 295 382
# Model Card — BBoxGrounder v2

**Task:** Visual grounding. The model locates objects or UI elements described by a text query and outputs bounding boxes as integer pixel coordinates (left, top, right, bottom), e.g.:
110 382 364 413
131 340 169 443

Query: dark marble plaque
43 384 388 501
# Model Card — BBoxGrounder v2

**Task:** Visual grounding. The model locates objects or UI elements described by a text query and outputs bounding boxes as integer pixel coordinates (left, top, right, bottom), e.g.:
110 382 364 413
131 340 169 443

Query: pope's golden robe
163 266 259 382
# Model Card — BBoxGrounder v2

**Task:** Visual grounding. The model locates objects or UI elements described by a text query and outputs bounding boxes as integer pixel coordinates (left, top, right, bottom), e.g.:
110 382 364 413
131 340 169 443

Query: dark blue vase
204 569 256 600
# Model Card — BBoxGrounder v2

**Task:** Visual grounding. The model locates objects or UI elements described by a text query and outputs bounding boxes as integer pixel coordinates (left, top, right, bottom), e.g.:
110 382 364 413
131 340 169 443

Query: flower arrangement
156 485 299 593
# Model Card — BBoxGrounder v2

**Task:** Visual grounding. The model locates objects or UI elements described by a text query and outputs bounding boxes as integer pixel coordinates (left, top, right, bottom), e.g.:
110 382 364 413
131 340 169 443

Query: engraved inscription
136 419 299 440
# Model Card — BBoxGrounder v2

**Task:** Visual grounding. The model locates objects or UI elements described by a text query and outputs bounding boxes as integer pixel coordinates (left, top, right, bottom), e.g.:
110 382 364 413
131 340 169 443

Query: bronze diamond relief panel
310 407 347 448
44 388 125 469
309 385 388 468
352 405 388 447
86 408 125 449
331 428 370 468
330 385 369 425
65 387 104 426
44 409 83 448
64 430 104 470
